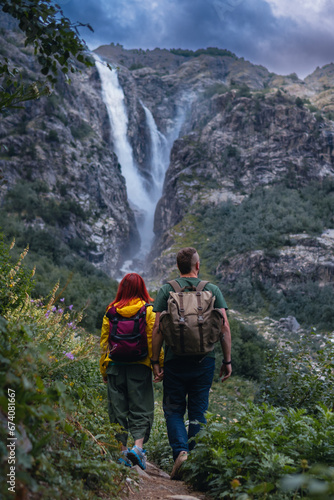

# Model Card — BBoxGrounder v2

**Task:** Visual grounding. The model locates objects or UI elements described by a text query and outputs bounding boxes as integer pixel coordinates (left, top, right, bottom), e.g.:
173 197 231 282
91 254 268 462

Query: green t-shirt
153 277 228 362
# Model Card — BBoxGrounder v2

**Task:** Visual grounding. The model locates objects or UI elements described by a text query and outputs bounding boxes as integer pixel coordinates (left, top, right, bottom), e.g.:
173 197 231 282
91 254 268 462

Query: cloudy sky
59 0 334 78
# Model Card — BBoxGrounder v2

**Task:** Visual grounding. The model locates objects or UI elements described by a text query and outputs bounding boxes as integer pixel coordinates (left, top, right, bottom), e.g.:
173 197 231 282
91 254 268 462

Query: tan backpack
159 280 224 356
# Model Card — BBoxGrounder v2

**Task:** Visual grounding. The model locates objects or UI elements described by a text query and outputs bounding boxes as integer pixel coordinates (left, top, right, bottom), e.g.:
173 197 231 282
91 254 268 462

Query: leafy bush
0 236 34 315
4 180 87 226
70 122 93 141
129 63 144 70
202 83 228 99
256 330 334 412
170 47 237 59
0 238 130 498
183 403 334 499
214 317 267 381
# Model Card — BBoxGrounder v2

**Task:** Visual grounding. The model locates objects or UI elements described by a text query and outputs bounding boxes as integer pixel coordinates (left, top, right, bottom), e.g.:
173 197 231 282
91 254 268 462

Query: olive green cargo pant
106 363 154 446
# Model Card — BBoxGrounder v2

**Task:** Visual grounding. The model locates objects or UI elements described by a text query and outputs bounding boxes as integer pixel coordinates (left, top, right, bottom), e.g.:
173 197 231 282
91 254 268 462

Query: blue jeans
163 356 215 460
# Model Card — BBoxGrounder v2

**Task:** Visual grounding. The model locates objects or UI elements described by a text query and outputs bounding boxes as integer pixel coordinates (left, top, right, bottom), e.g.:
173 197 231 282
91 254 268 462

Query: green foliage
183 403 334 499
227 318 267 381
0 238 130 498
256 330 334 412
223 276 334 330
0 222 118 333
0 0 94 110
170 47 237 59
0 236 34 315
128 63 144 70
295 97 304 108
212 317 267 382
4 179 87 226
202 83 228 99
199 180 334 261
70 121 94 141
194 179 334 329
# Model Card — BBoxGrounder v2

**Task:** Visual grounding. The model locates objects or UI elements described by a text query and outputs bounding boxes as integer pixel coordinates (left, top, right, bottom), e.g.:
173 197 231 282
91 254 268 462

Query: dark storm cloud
59 0 334 78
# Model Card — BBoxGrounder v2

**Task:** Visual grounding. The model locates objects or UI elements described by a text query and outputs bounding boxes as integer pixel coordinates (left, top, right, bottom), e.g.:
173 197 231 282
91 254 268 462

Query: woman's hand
153 364 164 383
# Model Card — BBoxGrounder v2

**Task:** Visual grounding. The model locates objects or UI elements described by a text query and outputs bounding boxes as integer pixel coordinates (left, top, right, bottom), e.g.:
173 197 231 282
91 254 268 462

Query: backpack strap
195 282 209 353
168 280 182 292
168 280 186 353
196 281 209 291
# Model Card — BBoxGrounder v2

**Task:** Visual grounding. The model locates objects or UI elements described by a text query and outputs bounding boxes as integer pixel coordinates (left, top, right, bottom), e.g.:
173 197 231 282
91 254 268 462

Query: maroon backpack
106 304 149 362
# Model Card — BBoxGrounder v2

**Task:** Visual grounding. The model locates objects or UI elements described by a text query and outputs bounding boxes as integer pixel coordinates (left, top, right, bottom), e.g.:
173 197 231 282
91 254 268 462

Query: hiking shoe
118 450 132 467
127 445 147 470
170 451 188 480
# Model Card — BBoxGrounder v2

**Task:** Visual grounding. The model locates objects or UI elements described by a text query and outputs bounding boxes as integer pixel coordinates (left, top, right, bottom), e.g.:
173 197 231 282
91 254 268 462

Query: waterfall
94 56 156 258
141 103 170 200
94 55 188 273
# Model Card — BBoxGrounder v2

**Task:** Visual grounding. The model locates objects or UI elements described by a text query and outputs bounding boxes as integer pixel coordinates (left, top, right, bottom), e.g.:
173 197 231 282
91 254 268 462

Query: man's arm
219 309 232 382
151 312 164 382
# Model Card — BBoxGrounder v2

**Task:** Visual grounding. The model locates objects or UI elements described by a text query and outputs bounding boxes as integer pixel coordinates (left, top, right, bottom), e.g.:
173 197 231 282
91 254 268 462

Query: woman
100 273 163 470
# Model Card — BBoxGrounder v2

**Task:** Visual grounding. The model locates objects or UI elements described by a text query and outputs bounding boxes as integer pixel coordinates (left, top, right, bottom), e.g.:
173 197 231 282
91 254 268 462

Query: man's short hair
177 247 198 274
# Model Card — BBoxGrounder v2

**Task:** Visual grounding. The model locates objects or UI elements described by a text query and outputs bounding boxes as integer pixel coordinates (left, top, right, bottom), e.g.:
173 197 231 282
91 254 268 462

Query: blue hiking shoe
127 445 147 470
118 449 132 467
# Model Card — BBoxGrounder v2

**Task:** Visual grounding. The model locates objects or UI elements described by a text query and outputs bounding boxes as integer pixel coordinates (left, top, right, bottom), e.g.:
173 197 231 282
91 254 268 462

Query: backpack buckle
198 315 204 323
179 317 186 324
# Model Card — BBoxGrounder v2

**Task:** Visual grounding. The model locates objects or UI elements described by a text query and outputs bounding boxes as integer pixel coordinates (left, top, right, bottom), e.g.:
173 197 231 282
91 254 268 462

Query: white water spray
94 56 156 257
141 103 170 199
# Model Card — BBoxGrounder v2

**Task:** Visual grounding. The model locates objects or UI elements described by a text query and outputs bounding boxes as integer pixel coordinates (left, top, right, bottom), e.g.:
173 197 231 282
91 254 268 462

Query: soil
120 462 208 500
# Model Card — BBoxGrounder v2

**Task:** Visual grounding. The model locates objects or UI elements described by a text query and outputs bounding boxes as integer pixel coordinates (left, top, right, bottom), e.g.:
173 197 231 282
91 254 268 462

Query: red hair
108 273 154 309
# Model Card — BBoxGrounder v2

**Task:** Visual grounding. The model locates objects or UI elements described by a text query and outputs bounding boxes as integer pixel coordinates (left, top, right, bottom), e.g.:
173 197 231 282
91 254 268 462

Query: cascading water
141 103 170 198
94 55 187 273
94 56 156 261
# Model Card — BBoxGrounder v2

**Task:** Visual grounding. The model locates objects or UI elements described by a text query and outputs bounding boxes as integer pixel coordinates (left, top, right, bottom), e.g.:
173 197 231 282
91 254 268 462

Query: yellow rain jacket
99 298 163 379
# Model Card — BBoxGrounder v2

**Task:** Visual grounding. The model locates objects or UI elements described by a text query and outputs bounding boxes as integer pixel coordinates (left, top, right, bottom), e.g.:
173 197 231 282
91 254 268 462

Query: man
151 247 232 479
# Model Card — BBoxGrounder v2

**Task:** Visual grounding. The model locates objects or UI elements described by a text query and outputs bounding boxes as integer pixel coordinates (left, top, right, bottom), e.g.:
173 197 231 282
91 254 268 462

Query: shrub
70 122 93 141
214 317 267 381
183 403 334 499
0 238 130 498
256 329 334 412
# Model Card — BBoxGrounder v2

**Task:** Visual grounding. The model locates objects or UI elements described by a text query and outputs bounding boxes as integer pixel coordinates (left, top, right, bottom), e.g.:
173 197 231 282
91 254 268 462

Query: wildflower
70 382 74 386
67 322 73 328
45 311 50 318
231 479 241 489
60 298 65 302
68 304 73 310
301 459 309 470
58 308 63 314
63 351 75 360
52 306 57 312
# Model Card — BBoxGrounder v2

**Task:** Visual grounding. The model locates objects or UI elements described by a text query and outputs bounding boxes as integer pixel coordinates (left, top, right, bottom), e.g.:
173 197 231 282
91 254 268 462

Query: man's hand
219 362 232 383
153 364 164 383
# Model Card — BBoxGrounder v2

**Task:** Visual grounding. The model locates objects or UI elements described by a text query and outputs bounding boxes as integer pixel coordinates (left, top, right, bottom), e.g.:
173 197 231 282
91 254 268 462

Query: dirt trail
120 462 208 500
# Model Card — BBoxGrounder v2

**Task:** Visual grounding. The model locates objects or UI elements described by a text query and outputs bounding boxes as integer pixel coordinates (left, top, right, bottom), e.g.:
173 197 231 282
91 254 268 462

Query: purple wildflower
58 308 63 314
60 298 65 302
52 306 57 312
45 311 50 318
68 304 73 311
63 351 75 360
67 322 73 327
